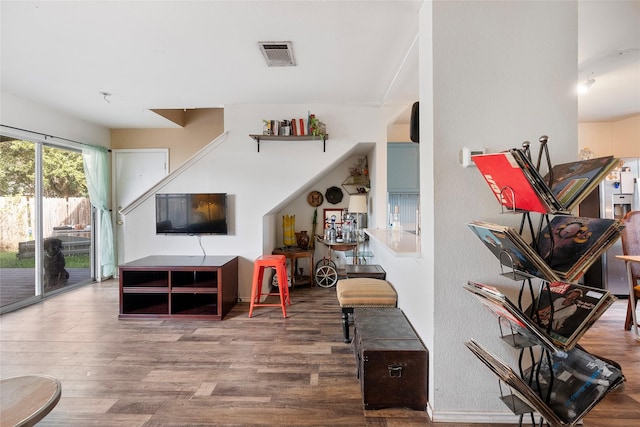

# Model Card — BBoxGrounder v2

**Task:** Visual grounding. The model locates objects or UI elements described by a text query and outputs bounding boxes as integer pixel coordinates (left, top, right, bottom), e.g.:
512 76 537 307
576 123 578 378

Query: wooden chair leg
625 297 638 331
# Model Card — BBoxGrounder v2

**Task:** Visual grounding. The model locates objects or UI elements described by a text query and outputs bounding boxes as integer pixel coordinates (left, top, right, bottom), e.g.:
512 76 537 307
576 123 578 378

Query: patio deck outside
0 267 92 308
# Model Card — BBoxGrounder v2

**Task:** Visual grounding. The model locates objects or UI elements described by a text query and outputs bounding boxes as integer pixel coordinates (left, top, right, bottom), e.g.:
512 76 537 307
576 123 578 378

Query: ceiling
1 1 638 130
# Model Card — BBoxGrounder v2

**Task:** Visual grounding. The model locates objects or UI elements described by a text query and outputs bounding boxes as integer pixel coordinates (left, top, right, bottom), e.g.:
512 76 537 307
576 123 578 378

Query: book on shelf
467 216 623 283
465 339 624 426
472 150 618 214
463 281 615 351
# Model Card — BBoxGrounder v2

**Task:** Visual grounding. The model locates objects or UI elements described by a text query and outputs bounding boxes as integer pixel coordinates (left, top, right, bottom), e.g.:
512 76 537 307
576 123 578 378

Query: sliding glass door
0 137 37 307
0 136 93 312
41 144 92 294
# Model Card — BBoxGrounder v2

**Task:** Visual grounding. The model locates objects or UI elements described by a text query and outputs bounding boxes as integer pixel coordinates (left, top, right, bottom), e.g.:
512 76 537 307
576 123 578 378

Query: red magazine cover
472 151 549 213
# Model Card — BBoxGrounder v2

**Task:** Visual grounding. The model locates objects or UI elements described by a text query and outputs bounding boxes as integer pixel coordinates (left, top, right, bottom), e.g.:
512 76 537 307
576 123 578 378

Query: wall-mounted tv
156 193 228 235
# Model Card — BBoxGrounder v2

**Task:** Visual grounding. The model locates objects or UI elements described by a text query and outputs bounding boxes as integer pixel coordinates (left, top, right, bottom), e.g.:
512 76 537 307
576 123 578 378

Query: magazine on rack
542 156 618 211
522 344 625 425
472 150 618 214
525 281 616 349
464 281 615 351
467 221 557 281
467 217 623 283
535 216 624 282
466 340 624 426
465 339 564 425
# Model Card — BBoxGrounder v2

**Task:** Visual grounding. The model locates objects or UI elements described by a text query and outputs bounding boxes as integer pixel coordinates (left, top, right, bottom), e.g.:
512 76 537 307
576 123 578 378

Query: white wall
121 104 389 301
0 91 110 147
431 0 577 421
367 1 578 423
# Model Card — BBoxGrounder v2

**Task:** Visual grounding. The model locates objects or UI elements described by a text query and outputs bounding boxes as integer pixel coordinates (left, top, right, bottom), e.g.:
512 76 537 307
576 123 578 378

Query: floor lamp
348 194 367 264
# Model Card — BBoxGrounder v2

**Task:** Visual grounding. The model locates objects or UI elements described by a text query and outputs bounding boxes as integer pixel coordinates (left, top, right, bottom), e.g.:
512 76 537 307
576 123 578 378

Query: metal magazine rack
481 138 562 427
469 136 625 427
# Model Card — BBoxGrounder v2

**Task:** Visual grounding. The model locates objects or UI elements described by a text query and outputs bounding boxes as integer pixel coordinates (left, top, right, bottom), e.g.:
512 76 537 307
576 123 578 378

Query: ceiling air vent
259 41 296 67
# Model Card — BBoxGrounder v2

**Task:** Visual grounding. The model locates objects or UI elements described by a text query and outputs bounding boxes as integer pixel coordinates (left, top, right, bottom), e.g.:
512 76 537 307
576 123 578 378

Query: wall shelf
249 134 328 152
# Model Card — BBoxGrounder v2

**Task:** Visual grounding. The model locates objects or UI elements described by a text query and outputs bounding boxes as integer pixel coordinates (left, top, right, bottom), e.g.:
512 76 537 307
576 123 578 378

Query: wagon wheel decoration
271 268 291 289
315 264 338 288
315 258 337 271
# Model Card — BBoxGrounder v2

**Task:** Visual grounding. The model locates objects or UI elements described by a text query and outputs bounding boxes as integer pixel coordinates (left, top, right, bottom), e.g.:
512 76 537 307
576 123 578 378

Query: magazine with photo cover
535 216 624 282
542 156 618 211
463 281 557 350
472 150 561 214
465 339 564 426
463 281 614 351
466 340 624 426
468 217 624 283
525 281 616 349
472 149 618 214
467 221 559 282
463 282 527 329
523 345 625 425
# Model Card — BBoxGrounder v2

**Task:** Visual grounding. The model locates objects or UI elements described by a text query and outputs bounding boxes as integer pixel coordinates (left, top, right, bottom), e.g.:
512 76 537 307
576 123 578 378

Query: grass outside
0 252 90 268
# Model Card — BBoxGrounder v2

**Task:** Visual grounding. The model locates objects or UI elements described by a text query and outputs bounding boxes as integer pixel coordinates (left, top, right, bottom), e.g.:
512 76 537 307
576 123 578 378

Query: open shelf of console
119 255 238 320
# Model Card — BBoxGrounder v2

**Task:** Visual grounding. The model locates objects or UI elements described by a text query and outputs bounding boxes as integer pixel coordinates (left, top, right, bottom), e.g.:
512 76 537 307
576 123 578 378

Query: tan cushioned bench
336 278 397 343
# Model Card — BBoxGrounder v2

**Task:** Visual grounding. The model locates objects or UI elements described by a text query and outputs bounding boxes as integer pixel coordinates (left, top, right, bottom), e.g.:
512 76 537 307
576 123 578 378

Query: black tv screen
156 193 228 235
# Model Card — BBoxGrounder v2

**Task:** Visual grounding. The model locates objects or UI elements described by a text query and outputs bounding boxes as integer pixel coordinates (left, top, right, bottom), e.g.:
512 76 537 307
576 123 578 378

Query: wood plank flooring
0 280 638 426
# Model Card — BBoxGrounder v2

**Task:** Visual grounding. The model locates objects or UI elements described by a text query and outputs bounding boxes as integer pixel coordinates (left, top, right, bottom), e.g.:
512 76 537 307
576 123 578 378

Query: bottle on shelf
390 205 403 232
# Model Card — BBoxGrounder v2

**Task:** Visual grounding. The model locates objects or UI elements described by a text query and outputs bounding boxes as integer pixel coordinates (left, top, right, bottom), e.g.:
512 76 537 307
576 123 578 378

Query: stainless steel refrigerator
579 157 639 296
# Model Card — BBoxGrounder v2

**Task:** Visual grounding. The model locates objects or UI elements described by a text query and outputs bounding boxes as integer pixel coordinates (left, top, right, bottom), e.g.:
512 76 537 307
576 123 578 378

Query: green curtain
82 146 115 278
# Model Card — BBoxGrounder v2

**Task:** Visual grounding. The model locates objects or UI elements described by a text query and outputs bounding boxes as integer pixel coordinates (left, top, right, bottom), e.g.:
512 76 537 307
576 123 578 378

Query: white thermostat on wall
461 147 486 168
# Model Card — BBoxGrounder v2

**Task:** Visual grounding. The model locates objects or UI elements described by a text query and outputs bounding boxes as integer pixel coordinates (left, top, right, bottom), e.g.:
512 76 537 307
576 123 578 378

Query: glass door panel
0 137 94 312
42 145 91 294
0 138 37 308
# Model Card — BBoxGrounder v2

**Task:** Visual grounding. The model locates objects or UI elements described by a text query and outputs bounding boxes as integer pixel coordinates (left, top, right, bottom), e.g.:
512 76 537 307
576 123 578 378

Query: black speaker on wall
410 101 419 143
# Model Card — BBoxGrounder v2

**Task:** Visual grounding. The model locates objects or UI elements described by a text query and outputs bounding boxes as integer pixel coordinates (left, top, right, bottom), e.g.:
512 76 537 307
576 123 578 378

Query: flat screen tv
156 193 228 235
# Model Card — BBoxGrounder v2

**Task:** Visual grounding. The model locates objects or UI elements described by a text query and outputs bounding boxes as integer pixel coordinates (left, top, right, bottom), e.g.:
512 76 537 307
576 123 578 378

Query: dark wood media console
119 255 238 320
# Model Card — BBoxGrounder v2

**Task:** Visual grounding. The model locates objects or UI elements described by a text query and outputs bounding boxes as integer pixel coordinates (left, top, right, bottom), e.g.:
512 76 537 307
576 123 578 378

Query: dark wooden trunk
353 307 428 411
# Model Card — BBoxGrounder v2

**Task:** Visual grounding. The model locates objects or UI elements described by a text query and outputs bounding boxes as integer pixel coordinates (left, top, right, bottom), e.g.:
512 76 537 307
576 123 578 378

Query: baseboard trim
430 409 525 424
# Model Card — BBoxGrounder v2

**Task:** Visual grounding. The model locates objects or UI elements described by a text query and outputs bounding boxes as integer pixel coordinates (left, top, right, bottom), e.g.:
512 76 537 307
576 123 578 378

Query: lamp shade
348 194 367 214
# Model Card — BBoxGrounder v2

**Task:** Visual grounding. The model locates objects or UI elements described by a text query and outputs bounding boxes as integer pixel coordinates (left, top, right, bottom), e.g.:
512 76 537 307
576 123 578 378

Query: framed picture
323 208 343 229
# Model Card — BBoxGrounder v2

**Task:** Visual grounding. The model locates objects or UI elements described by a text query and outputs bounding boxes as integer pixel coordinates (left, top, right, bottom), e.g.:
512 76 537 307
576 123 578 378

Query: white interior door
112 149 168 267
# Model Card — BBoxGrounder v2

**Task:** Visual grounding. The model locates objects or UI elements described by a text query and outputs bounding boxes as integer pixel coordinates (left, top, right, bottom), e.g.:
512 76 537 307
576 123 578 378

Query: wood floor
0 280 638 426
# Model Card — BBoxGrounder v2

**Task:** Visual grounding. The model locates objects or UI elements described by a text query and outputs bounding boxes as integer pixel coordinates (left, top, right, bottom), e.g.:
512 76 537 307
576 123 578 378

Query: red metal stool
248 255 291 318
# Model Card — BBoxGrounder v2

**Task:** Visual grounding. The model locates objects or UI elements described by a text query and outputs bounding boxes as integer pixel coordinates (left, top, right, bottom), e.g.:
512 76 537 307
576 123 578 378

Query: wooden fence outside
0 196 91 251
